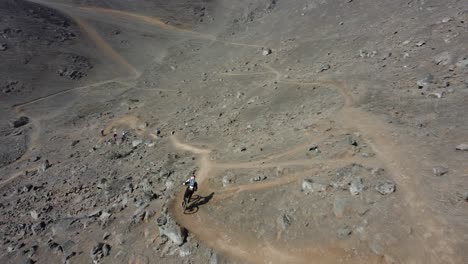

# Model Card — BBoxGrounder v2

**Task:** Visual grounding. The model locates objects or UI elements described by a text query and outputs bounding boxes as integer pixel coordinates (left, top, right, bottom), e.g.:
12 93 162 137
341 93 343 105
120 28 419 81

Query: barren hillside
1 0 467 263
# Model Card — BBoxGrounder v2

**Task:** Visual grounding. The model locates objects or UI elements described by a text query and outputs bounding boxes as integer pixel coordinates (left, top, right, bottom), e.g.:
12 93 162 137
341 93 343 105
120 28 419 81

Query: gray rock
455 143 468 151
317 64 330 73
308 144 319 151
462 192 468 202
156 215 167 226
349 177 365 195
347 135 358 146
456 58 468 68
375 181 395 195
251 175 267 182
222 175 232 187
262 48 272 56
415 41 425 47
417 74 433 89
337 227 352 239
158 214 186 246
40 160 50 172
29 156 40 162
90 242 111 261
132 140 143 148
433 52 452 65
178 243 191 257
432 166 448 176
102 232 110 240
279 214 291 230
0 43 7 51
302 179 326 193
31 221 46 235
13 116 29 128
30 210 39 220
333 196 348 218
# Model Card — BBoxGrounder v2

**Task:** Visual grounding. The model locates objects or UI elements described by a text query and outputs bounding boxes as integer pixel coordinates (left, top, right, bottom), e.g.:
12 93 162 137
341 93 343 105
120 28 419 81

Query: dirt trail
169 136 384 263
167 66 460 263
30 0 268 49
1 0 140 187
6 1 461 263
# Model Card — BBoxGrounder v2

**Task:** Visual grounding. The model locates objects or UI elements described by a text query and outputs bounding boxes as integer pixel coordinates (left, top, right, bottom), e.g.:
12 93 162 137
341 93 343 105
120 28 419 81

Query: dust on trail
169 136 384 264
168 65 460 263
8 1 459 263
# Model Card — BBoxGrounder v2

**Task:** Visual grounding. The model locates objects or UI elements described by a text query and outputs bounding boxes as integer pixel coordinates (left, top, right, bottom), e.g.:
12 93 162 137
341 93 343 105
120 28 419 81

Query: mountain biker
182 170 198 207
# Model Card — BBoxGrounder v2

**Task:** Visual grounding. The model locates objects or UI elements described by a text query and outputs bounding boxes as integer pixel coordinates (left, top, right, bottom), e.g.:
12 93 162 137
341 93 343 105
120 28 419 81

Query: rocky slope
0 0 467 263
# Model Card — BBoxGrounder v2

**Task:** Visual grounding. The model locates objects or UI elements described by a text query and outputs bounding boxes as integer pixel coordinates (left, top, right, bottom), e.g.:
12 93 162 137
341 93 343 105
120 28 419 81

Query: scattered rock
90 242 111 262
29 156 40 162
132 140 143 148
102 232 110 240
347 135 358 146
13 116 30 128
262 48 272 56
40 160 50 172
349 177 365 195
31 221 46 235
71 140 80 147
178 243 191 257
462 192 468 202
251 175 267 182
156 215 167 226
455 58 468 68
415 41 425 47
308 144 319 151
337 227 352 239
302 179 327 194
432 166 448 176
433 52 452 65
30 210 39 220
455 144 468 151
417 74 433 89
317 64 330 73
222 174 232 187
279 214 291 230
375 181 396 195
157 214 187 246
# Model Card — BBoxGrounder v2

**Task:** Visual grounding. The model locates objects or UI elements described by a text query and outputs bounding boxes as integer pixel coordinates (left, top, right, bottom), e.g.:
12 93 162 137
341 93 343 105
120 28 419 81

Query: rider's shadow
184 192 215 214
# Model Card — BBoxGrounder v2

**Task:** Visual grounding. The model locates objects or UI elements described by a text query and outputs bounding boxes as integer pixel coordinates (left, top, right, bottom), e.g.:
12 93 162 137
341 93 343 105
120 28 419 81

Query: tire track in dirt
168 136 384 264
168 66 460 263
1 0 140 187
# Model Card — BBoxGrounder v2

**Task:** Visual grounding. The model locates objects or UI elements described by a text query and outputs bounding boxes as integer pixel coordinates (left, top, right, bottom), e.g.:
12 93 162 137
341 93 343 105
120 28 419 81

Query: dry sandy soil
0 0 467 263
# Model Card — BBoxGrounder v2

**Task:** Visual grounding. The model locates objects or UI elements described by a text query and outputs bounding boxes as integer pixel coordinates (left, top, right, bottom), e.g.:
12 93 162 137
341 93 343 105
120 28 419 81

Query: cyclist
182 171 198 208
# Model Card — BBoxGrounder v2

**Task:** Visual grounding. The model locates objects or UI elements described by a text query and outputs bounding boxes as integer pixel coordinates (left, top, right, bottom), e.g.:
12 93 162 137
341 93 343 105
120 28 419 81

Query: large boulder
156 214 187 246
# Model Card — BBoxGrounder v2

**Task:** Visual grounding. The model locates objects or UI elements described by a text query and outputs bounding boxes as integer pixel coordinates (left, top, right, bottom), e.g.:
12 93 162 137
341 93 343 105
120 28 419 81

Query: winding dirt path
168 67 460 263
3 1 461 263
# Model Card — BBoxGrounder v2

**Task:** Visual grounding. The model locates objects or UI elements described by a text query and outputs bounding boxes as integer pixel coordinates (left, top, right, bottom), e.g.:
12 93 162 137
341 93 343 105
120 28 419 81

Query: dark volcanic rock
13 116 30 128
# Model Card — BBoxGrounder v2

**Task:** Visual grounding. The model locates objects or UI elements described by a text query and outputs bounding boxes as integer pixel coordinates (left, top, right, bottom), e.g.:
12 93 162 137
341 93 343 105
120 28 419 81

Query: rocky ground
0 0 467 263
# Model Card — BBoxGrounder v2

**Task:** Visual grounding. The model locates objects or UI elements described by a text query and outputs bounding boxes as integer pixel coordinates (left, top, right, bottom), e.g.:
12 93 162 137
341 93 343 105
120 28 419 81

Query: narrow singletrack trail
29 0 270 49
168 66 461 263
1 0 140 187
3 1 461 263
